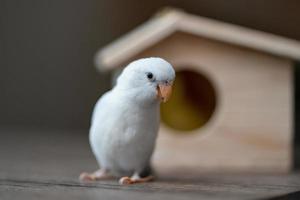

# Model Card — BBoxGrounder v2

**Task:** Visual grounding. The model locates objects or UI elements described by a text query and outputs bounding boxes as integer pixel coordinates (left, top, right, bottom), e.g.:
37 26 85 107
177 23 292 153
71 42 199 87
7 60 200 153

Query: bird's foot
79 169 111 181
119 174 154 185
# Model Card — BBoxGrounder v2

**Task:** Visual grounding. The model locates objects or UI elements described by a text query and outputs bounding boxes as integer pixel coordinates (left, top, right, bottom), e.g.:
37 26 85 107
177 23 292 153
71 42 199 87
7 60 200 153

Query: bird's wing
90 90 113 125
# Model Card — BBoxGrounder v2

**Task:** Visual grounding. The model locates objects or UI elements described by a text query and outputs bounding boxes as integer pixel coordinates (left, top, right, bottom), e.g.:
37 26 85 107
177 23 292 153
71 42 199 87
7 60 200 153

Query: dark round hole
161 69 217 132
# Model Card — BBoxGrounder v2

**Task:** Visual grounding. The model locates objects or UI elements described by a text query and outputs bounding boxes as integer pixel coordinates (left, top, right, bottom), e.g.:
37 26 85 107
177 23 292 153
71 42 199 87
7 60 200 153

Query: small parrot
79 57 175 185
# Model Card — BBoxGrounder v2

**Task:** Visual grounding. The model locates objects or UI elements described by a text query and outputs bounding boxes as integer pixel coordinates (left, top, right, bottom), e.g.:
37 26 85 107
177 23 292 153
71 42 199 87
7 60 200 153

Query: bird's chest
105 106 158 147
99 104 159 169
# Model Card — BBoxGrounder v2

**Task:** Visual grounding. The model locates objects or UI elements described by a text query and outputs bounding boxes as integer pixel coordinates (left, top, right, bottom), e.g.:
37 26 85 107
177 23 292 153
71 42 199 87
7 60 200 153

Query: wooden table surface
0 129 299 200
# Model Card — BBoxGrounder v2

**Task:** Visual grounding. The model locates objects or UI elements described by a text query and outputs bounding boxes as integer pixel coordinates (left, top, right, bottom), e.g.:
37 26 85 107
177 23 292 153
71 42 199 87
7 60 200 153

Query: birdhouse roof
95 8 300 71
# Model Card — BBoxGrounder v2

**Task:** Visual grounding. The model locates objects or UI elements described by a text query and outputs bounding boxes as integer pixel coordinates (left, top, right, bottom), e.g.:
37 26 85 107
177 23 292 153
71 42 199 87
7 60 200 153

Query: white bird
79 57 175 184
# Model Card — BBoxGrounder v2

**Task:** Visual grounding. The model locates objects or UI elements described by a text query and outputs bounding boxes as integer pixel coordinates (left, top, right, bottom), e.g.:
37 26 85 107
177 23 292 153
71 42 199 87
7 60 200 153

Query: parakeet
79 57 175 185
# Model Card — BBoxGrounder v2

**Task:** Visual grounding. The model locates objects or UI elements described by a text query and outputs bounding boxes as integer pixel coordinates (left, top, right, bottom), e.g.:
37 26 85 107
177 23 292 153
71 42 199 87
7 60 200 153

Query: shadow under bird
80 57 175 185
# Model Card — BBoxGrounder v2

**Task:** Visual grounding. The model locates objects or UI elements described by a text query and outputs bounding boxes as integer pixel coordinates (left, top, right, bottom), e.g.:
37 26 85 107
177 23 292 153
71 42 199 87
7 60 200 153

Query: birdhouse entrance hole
161 69 216 132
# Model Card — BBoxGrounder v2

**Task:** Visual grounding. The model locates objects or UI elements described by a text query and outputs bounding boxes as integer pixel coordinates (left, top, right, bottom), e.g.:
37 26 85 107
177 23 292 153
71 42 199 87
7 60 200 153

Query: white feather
89 57 175 177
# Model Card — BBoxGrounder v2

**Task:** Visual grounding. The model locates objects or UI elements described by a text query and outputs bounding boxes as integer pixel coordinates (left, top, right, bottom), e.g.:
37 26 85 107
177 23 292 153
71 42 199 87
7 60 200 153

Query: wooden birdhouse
95 8 300 173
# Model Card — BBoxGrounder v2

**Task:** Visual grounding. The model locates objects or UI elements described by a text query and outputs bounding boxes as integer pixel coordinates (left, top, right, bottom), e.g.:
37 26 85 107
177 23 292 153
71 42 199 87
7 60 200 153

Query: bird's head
116 57 175 104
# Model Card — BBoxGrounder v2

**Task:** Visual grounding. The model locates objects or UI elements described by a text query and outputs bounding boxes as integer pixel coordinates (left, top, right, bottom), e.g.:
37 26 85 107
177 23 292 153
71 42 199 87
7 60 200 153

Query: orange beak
157 83 173 103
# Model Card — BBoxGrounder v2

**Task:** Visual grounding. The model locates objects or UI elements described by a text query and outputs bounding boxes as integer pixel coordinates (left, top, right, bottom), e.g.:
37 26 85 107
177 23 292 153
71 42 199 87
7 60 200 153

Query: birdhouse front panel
127 32 293 173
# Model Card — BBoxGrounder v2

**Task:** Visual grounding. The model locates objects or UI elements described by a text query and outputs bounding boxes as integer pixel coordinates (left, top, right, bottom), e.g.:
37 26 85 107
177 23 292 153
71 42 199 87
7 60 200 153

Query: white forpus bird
79 57 175 185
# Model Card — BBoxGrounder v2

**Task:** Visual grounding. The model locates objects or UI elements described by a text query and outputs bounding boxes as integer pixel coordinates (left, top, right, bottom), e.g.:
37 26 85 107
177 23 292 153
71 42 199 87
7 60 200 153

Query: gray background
1 0 300 130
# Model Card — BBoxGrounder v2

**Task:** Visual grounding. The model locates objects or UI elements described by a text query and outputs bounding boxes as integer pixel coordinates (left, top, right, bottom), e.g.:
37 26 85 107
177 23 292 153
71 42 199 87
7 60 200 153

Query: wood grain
0 129 300 200
94 9 295 173
95 8 300 70
127 32 293 173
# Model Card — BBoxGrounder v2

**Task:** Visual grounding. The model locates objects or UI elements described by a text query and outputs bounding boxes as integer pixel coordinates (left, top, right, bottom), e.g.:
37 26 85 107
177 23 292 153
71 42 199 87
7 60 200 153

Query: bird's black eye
146 72 154 80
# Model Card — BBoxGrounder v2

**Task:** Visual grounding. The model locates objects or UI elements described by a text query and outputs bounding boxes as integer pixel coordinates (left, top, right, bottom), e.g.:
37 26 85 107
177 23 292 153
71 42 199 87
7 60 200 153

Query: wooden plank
95 9 300 70
1 174 300 200
0 129 300 200
180 11 300 61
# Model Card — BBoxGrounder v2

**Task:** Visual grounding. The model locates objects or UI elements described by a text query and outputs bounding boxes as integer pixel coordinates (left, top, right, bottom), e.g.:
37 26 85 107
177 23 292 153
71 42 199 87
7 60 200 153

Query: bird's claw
119 177 133 185
79 172 96 181
119 175 154 185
